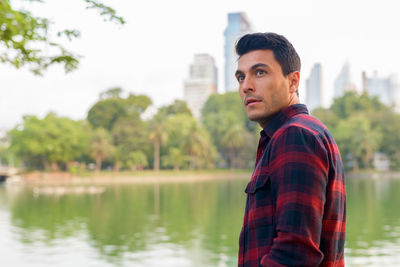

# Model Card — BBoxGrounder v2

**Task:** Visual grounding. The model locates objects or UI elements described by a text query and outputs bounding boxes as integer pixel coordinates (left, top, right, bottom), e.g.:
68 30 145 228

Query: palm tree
162 147 189 171
181 120 216 170
90 128 114 171
149 114 168 171
221 123 246 168
128 150 148 171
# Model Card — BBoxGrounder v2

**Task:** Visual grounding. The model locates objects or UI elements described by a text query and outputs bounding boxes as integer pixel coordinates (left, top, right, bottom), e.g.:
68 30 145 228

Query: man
235 32 346 266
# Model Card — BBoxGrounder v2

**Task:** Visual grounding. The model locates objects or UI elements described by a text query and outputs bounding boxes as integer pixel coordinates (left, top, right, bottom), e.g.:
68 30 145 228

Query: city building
362 71 400 112
334 62 356 99
305 63 323 112
392 74 400 113
183 54 218 119
362 71 391 106
224 12 252 92
362 72 400 112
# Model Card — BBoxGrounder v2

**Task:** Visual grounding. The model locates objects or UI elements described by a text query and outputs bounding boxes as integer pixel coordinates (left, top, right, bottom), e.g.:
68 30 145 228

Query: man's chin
247 114 262 123
247 112 272 127
247 111 264 121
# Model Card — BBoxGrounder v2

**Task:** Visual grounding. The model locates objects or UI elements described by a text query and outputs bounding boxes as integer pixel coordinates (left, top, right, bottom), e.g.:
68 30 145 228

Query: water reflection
1 176 400 266
346 177 400 266
2 179 248 266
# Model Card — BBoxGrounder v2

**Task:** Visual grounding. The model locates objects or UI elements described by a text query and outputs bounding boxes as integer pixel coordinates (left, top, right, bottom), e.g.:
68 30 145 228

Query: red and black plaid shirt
238 104 346 267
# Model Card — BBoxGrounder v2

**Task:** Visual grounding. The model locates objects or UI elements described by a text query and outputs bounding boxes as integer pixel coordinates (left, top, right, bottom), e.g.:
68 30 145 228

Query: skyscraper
391 74 400 113
362 71 400 112
305 63 323 112
334 62 356 99
183 54 218 119
224 12 252 92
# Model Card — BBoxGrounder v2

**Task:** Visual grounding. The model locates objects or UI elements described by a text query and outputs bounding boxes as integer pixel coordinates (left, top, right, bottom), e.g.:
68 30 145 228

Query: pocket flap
245 173 270 194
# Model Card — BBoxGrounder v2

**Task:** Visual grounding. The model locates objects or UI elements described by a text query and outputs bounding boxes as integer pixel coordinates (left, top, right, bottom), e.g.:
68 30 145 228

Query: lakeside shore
11 170 252 185
6 169 400 186
346 171 400 179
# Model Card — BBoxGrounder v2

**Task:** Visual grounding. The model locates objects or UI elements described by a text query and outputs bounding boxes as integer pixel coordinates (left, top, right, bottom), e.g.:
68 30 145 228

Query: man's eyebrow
235 70 244 77
235 63 269 77
250 63 268 70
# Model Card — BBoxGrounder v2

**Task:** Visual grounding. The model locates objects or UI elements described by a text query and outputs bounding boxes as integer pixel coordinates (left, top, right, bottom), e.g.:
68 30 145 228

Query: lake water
0 175 400 266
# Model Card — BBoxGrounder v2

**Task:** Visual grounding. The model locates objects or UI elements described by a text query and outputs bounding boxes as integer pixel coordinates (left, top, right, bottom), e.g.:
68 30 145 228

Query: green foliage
149 112 168 171
202 92 257 168
157 99 192 117
99 87 122 99
127 150 148 170
87 91 152 131
149 100 194 170
90 127 114 171
162 113 216 170
314 91 400 170
162 147 189 170
330 91 389 119
0 0 124 74
333 115 382 170
9 113 90 170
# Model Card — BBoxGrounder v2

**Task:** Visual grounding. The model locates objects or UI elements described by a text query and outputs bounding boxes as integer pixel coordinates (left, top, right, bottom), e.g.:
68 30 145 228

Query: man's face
236 49 299 128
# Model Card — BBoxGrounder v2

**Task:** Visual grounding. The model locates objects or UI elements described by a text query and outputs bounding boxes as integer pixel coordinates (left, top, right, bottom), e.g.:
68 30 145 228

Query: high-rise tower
305 63 323 112
362 71 400 112
183 54 218 119
224 12 252 92
334 62 356 99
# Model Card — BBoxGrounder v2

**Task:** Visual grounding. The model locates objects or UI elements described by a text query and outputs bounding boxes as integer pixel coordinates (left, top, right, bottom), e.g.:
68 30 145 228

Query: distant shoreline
346 171 400 179
12 170 252 185
7 169 400 186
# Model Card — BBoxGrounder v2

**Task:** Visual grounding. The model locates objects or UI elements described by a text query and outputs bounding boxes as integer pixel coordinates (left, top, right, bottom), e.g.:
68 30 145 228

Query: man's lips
245 97 262 106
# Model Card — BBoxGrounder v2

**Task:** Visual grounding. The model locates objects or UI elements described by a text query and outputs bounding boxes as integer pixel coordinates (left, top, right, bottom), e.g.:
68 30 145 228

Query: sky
1 0 400 130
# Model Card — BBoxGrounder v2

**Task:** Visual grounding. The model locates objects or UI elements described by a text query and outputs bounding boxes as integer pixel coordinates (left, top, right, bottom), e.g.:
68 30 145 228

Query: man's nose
241 76 254 94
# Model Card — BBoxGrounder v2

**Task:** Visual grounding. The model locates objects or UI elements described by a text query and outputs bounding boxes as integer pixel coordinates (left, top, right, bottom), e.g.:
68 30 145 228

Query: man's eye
256 70 266 76
237 75 245 82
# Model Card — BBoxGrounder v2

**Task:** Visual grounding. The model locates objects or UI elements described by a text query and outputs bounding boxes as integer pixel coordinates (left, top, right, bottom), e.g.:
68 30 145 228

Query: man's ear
288 71 300 94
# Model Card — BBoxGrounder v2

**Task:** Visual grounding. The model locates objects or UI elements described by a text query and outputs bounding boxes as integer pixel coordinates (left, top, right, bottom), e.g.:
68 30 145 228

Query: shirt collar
261 104 309 138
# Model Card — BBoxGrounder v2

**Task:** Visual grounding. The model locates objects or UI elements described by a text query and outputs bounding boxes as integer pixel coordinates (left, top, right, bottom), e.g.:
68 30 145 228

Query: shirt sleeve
261 126 329 267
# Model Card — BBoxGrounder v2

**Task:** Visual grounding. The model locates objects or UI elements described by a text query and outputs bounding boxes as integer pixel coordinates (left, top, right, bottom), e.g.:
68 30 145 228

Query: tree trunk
113 162 119 172
51 162 59 172
174 164 179 171
42 157 50 171
229 147 235 169
154 140 160 171
189 153 195 170
96 155 102 172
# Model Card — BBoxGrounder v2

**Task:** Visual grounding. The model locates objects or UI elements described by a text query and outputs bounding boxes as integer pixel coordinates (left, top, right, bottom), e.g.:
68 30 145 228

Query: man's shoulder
272 113 329 141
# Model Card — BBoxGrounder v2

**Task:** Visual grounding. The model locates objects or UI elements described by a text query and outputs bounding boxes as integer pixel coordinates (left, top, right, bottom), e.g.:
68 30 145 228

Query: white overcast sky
1 0 400 129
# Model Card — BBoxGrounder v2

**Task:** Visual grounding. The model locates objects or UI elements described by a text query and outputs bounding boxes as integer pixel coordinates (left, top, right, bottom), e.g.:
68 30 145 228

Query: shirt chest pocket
245 174 274 229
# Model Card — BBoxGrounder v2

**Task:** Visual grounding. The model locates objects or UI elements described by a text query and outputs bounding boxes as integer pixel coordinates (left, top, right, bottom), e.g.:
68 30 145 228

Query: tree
111 117 149 169
330 91 389 119
149 113 168 171
369 109 400 169
333 115 382 170
0 0 124 74
221 123 246 168
90 127 114 171
157 99 192 117
202 92 257 168
99 87 123 99
87 91 152 131
162 147 189 171
313 91 399 170
9 113 90 170
127 150 148 171
148 100 193 171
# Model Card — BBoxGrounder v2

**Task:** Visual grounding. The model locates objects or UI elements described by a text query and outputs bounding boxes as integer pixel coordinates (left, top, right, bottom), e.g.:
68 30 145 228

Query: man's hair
235 32 301 77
